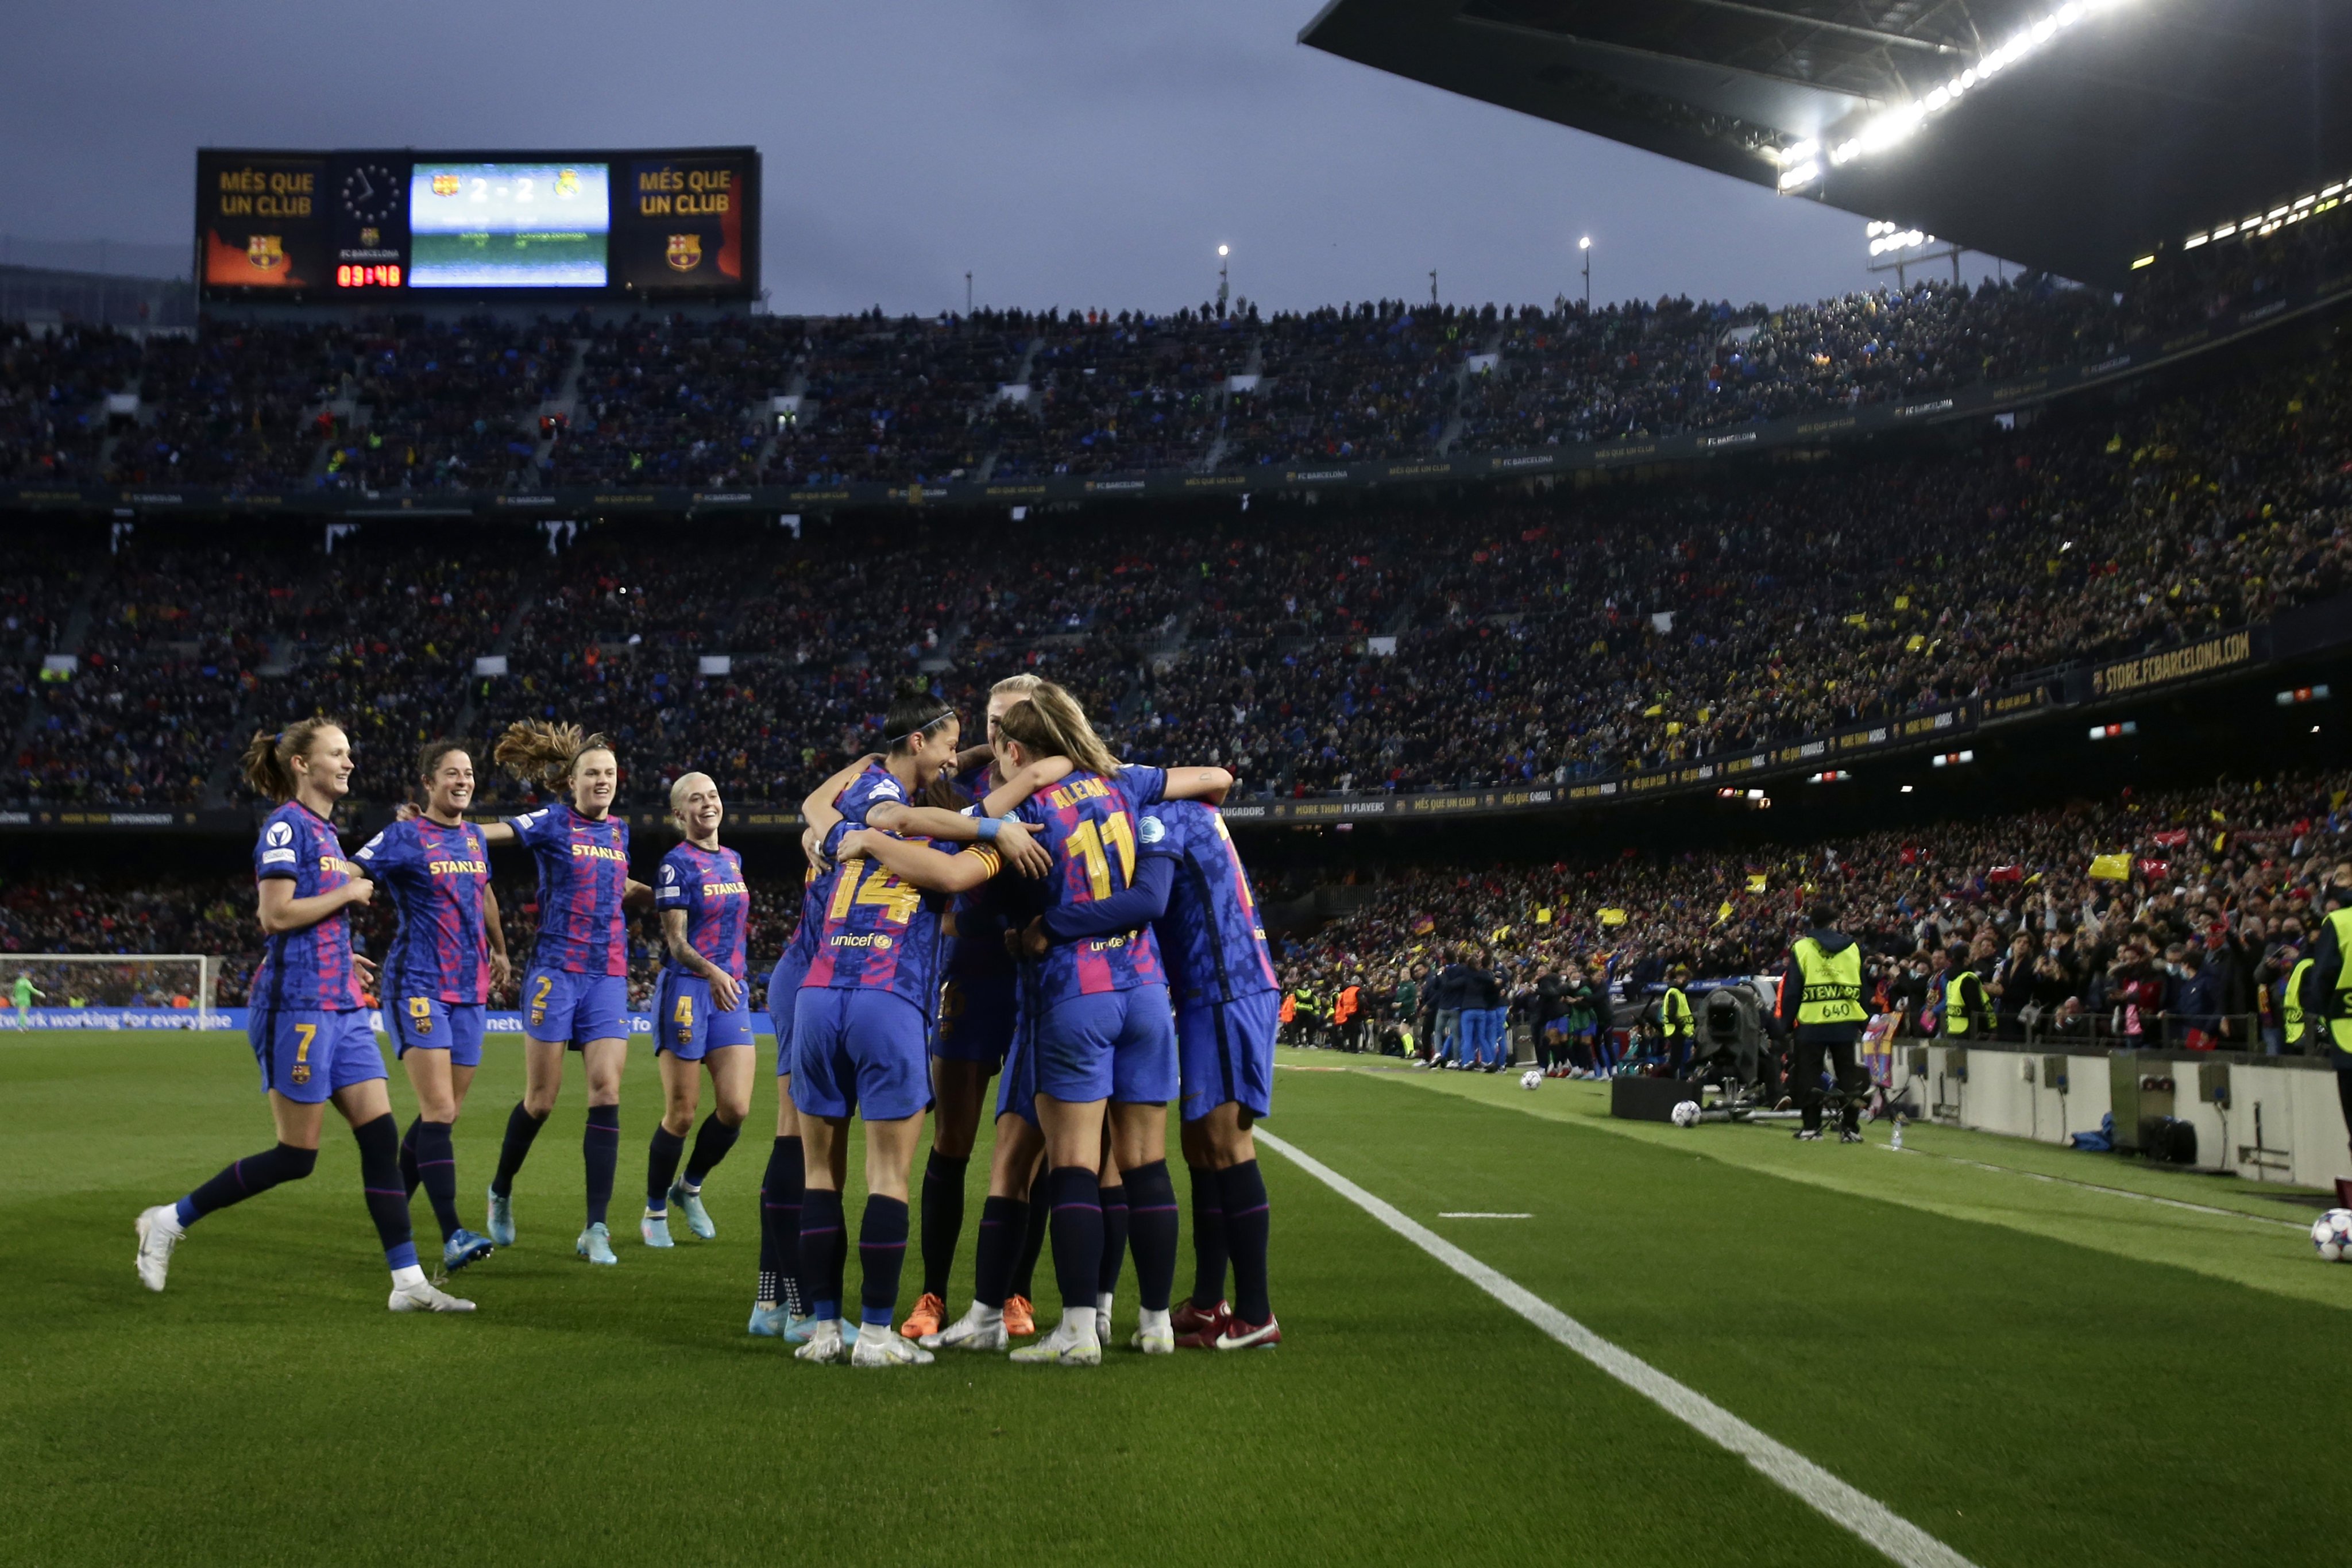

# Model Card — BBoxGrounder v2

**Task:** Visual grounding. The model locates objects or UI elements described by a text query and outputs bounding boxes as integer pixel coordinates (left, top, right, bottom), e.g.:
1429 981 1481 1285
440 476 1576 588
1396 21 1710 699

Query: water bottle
1890 1114 1905 1151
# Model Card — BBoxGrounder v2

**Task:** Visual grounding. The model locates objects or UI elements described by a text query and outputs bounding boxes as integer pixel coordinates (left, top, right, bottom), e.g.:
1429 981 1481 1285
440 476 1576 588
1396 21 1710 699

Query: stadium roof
1299 1 2352 287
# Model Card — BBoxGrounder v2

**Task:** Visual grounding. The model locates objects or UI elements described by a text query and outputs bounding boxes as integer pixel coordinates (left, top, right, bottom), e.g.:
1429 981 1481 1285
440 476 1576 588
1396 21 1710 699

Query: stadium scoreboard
196 147 758 302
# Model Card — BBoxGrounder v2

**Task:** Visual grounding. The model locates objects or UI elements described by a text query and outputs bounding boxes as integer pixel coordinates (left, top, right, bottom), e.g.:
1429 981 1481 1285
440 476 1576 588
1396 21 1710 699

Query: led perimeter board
196 147 758 303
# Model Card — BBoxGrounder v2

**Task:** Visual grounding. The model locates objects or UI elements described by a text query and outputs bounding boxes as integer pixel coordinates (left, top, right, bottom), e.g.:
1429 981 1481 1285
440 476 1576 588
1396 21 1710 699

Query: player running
133 720 473 1313
641 773 752 1249
789 683 1012 1368
479 721 653 1265
356 739 510 1275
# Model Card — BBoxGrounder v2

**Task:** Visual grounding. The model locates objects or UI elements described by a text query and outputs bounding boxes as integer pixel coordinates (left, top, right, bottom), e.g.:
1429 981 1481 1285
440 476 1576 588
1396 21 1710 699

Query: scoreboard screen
196 147 757 302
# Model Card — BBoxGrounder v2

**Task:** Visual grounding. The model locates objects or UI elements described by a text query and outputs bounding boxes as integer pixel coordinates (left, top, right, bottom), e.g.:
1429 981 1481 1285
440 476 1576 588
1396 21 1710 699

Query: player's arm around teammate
133 720 472 1313
358 739 503 1276
787 688 1006 1368
480 721 639 1264
640 773 753 1250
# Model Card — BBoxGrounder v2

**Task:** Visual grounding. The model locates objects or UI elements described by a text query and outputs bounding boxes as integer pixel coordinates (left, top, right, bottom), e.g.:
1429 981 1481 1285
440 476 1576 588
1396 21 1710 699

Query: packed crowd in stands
4 317 2350 812
5 204 2349 491
1272 768 2352 1060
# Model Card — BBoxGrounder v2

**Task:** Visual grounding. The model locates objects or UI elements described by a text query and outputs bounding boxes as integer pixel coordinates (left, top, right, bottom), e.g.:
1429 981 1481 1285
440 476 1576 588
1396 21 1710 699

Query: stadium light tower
1217 244 1230 318
1578 235 1591 313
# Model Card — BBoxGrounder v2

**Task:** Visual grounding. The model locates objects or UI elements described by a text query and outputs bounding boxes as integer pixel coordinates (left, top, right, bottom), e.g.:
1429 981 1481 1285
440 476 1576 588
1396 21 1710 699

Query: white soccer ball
2313 1208 2352 1262
1519 1068 1543 1091
1670 1099 1702 1128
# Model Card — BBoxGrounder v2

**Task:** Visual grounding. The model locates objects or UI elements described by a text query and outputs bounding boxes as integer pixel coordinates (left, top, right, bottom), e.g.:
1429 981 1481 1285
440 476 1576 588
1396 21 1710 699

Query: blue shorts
935 972 1015 1068
522 967 628 1049
1032 984 1177 1107
768 948 812 1074
790 987 932 1122
249 1008 384 1104
654 970 756 1060
1178 990 1278 1123
390 997 485 1068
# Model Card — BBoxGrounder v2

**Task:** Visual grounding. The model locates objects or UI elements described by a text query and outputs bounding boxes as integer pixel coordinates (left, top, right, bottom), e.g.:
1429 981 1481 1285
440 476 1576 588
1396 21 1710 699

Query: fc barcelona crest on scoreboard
666 233 702 272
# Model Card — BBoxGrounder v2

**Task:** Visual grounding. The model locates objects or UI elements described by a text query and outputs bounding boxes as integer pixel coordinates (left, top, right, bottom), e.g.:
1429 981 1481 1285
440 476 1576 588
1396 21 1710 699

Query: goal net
0 954 218 1027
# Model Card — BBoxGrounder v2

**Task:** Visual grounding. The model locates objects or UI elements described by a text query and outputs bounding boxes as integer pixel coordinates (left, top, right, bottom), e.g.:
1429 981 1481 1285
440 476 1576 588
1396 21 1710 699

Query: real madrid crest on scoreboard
195 147 759 302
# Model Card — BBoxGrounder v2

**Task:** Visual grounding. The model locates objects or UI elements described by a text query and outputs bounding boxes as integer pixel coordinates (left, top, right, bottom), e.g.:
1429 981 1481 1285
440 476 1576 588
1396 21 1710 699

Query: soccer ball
1670 1099 1702 1128
1519 1068 1543 1091
2313 1208 2352 1262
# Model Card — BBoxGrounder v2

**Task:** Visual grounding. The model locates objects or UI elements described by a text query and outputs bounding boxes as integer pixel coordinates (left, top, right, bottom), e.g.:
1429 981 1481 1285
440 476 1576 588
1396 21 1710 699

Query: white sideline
1256 1129 1981 1568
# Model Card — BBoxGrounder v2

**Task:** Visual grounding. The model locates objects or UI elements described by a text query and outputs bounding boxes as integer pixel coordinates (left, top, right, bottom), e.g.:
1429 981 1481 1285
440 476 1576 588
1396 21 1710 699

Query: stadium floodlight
1781 0 2135 192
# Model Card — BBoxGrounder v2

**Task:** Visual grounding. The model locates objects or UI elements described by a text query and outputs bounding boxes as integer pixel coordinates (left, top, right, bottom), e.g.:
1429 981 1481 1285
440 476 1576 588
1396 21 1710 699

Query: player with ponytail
919 680 1231 1363
475 719 652 1266
133 720 474 1313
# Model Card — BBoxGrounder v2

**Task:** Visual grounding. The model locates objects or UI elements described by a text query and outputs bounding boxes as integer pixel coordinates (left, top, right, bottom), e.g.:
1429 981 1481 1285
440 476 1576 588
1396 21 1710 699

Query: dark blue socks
800 1185 847 1320
353 1113 418 1272
858 1195 910 1327
972 1193 1023 1308
758 1134 804 1313
583 1104 620 1227
408 1118 462 1242
918 1150 968 1299
646 1123 687 1210
1188 1160 1228 1309
1219 1159 1273 1325
1096 1182 1130 1297
491 1102 544 1198
683 1113 740 1187
1011 1162 1049 1300
1045 1165 1103 1316
1125 1160 1179 1313
176 1142 317 1227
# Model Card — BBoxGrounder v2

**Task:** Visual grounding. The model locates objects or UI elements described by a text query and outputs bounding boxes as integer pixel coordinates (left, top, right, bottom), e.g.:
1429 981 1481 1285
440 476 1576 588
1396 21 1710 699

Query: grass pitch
2 1033 2345 1567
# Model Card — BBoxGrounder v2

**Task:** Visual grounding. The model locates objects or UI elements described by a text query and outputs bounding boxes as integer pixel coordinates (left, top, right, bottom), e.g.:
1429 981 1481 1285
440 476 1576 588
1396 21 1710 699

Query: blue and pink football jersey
1139 800 1278 1007
1009 765 1168 1003
508 802 631 977
250 800 366 1011
355 817 492 1004
801 827 1001 1013
655 841 750 981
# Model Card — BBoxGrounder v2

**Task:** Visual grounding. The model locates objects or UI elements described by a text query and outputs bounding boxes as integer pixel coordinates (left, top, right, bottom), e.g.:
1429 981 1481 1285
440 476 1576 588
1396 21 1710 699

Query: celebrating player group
130 675 1282 1367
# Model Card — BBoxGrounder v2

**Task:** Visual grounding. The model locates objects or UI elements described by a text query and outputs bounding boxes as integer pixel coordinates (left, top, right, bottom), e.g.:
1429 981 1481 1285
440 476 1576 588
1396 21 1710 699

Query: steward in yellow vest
1774 901 1868 1141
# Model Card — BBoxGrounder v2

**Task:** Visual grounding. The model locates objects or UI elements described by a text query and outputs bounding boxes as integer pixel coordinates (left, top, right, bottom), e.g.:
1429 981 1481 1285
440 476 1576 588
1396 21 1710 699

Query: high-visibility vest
1660 986 1693 1038
1279 992 1296 1025
1792 936 1866 1025
1334 986 1360 1025
1944 973 1986 1036
2325 906 2352 1053
2283 956 2312 1046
